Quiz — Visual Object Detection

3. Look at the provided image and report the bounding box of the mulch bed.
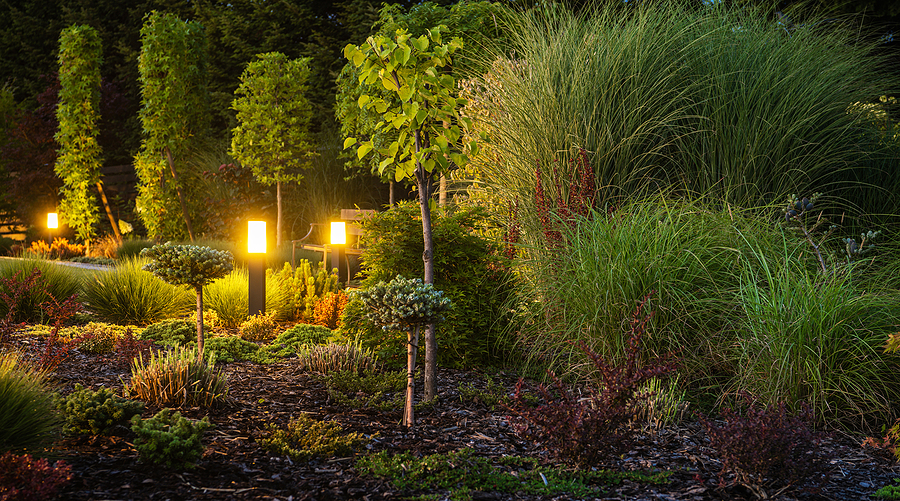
[11,335,900,501]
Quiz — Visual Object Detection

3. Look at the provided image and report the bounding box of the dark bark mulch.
[13,337,900,501]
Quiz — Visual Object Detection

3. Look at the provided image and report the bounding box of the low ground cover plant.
[324,369,405,411]
[356,448,671,500]
[259,414,371,463]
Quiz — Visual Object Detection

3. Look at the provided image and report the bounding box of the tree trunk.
[165,147,195,242]
[96,181,122,244]
[389,180,395,206]
[439,174,447,207]
[414,128,438,401]
[403,325,421,427]
[195,286,204,363]
[276,180,283,249]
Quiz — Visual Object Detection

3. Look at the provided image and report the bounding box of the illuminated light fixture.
[248,221,266,253]
[331,221,346,245]
[331,221,347,285]
[47,212,58,229]
[247,221,266,316]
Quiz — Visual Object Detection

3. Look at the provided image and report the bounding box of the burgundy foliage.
[0,452,72,501]
[37,291,83,372]
[534,148,596,248]
[505,292,678,466]
[700,395,829,490]
[113,327,153,370]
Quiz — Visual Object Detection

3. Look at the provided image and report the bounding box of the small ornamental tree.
[353,275,451,427]
[343,26,481,400]
[55,24,122,245]
[140,244,233,359]
[231,52,316,248]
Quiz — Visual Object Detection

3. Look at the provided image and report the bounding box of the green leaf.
[398,86,413,102]
[343,137,357,149]
[411,36,429,52]
[357,94,370,108]
[382,75,398,91]
[357,142,374,159]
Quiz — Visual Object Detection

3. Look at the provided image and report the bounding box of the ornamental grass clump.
[81,257,193,326]
[127,347,229,408]
[141,243,233,360]
[353,275,452,427]
[0,352,62,454]
[297,342,378,375]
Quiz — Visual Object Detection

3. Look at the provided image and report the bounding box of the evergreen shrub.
[344,202,515,368]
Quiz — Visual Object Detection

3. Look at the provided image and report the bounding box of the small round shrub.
[239,311,278,342]
[131,408,212,469]
[58,383,144,436]
[258,414,371,463]
[261,323,332,359]
[204,336,263,363]
[0,452,72,500]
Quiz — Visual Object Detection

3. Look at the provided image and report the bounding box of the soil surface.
[10,334,900,501]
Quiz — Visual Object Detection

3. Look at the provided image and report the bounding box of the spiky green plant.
[126,347,229,408]
[0,352,62,453]
[81,257,193,325]
[297,342,379,375]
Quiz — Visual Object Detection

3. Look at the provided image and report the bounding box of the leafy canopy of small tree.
[134,11,210,240]
[343,25,482,401]
[141,243,233,358]
[55,24,103,244]
[231,52,315,248]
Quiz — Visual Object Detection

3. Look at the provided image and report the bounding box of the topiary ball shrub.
[260,323,332,359]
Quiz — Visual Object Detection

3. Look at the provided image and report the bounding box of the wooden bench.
[290,209,375,278]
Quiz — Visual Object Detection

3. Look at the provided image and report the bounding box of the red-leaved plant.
[699,394,829,497]
[0,452,72,501]
[113,328,154,370]
[505,292,678,466]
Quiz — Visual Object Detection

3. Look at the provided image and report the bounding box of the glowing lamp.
[47,213,58,229]
[331,221,346,245]
[248,221,266,253]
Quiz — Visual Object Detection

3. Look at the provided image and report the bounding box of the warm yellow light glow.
[248,221,266,253]
[331,221,346,245]
[47,213,58,229]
